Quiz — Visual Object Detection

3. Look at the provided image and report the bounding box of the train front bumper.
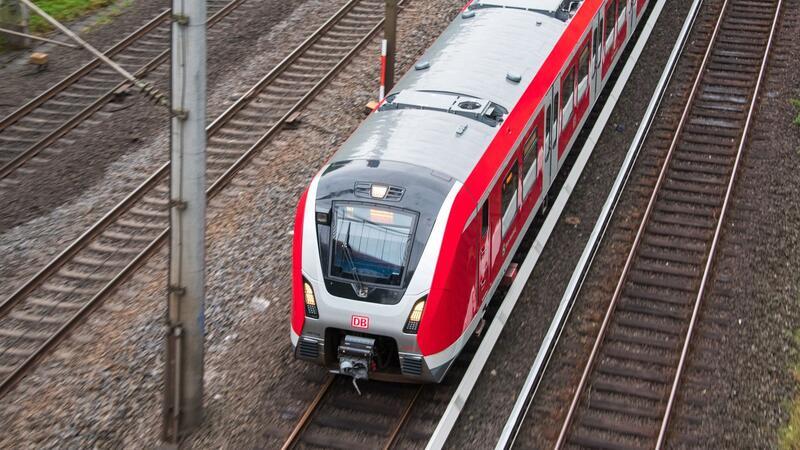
[292,330,451,383]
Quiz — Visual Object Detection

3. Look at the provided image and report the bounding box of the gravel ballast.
[442,0,697,447]
[446,0,800,448]
[0,1,464,447]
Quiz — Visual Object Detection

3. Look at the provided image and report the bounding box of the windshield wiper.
[339,223,368,297]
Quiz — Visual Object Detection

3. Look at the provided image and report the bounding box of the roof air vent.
[415,61,431,71]
[462,10,476,19]
[458,100,481,110]
[506,72,522,83]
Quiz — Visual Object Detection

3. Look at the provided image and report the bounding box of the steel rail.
[384,385,423,450]
[280,377,422,450]
[492,0,703,446]
[554,0,782,446]
[0,0,364,318]
[0,9,170,131]
[0,0,246,181]
[553,0,732,444]
[0,0,392,398]
[425,0,679,446]
[654,0,783,446]
[280,375,336,450]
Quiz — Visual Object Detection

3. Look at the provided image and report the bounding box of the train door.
[543,85,559,188]
[592,12,603,100]
[478,201,491,301]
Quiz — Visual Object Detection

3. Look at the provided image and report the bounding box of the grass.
[791,99,800,127]
[780,328,800,449]
[27,0,115,33]
[0,0,122,52]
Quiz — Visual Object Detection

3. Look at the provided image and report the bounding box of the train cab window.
[522,128,538,196]
[561,68,575,126]
[604,2,615,52]
[330,204,416,287]
[501,162,519,235]
[577,46,590,99]
[481,201,489,236]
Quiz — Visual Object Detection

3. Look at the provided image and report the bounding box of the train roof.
[328,3,571,183]
[392,6,566,108]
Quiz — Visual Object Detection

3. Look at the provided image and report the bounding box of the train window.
[481,201,489,236]
[561,68,575,124]
[617,0,626,25]
[594,17,603,56]
[604,2,615,52]
[501,162,519,235]
[522,128,538,196]
[577,46,590,99]
[545,106,552,142]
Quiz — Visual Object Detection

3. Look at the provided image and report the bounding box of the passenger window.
[617,0,625,24]
[546,106,552,140]
[562,68,575,123]
[595,17,603,55]
[577,46,590,99]
[604,2,615,51]
[522,128,538,196]
[481,201,489,236]
[501,163,519,235]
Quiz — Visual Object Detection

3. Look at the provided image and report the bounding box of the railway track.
[0,0,244,190]
[553,0,783,447]
[0,0,389,397]
[281,376,422,449]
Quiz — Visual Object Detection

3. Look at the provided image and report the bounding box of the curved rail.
[0,0,244,184]
[554,0,783,447]
[0,0,389,397]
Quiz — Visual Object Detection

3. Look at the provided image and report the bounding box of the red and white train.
[291,0,649,383]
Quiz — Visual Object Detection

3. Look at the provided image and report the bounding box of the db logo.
[351,315,369,329]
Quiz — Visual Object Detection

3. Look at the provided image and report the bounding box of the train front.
[290,153,456,383]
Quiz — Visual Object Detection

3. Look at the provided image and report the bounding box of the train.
[291,0,650,383]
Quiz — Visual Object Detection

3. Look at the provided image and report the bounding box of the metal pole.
[0,27,78,48]
[384,0,397,92]
[0,0,28,48]
[163,0,206,442]
[17,0,167,106]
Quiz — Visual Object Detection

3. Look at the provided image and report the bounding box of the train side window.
[577,46,590,99]
[481,201,489,236]
[594,17,603,60]
[561,67,575,126]
[604,2,615,52]
[617,0,626,28]
[546,106,552,141]
[522,128,538,196]
[501,162,519,235]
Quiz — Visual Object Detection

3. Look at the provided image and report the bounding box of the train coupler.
[338,335,375,395]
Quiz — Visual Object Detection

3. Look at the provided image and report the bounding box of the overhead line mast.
[163,0,207,443]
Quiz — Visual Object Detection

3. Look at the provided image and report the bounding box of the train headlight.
[303,282,319,318]
[403,297,426,334]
